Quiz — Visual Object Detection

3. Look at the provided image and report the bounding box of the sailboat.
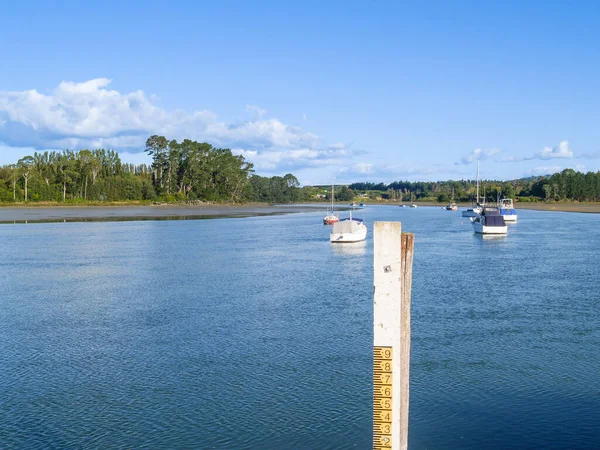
[323,181,339,225]
[462,160,483,217]
[330,207,367,243]
[410,192,417,207]
[446,187,458,210]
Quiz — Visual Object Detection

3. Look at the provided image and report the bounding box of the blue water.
[0,206,598,449]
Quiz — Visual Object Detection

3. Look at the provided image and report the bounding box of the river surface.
[1,206,598,449]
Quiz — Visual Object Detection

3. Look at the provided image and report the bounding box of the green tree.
[17,156,34,201]
[336,186,354,202]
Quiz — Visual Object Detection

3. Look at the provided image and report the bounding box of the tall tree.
[17,156,34,201]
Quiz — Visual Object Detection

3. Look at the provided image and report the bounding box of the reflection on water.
[475,233,508,241]
[0,213,286,225]
[330,240,368,256]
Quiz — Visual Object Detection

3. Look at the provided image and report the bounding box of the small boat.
[471,206,507,234]
[323,212,339,225]
[446,187,457,210]
[330,210,367,243]
[409,193,417,208]
[462,205,482,217]
[323,181,339,225]
[399,204,407,208]
[358,202,365,207]
[349,201,357,207]
[499,198,518,222]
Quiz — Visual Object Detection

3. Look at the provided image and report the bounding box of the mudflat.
[514,202,600,213]
[0,204,328,223]
[1,201,598,223]
[422,201,600,213]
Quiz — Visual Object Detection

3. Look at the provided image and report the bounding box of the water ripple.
[0,209,598,449]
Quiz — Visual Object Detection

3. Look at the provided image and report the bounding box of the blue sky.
[1,0,599,184]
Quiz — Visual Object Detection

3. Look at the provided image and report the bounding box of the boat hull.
[502,214,518,222]
[472,223,508,234]
[330,224,367,243]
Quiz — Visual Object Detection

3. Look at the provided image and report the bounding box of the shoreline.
[393,201,600,213]
[381,201,600,213]
[0,201,599,223]
[513,202,600,213]
[0,204,329,224]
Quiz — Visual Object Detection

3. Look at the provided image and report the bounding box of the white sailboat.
[462,160,483,218]
[323,181,339,225]
[410,192,417,207]
[330,209,367,243]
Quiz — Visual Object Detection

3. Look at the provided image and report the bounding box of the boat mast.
[476,159,480,205]
[331,178,335,212]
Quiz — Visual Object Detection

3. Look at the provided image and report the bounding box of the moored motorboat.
[499,198,518,222]
[471,206,507,234]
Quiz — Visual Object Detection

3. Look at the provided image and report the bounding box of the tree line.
[2,140,599,204]
[350,168,600,203]
[0,136,307,204]
[520,169,600,201]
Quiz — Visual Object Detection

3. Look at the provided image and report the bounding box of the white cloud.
[535,140,574,159]
[524,165,564,176]
[523,163,586,177]
[496,140,578,164]
[458,148,501,165]
[352,163,374,174]
[334,161,453,184]
[0,79,320,164]
[232,146,350,172]
[497,155,526,162]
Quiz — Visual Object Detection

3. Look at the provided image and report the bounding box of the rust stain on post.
[399,232,414,450]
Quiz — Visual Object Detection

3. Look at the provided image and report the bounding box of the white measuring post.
[373,222,414,450]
